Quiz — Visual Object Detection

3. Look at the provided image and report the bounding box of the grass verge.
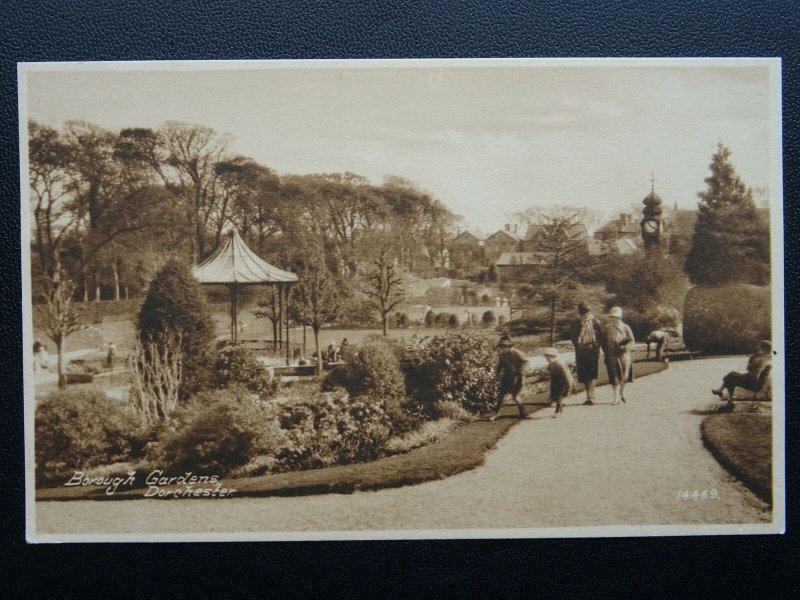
[38,354,668,502]
[701,412,772,504]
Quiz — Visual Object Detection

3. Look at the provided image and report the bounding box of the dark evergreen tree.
[137,260,216,398]
[685,144,770,285]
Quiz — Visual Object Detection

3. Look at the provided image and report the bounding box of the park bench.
[65,372,94,384]
[735,364,772,401]
[272,361,347,377]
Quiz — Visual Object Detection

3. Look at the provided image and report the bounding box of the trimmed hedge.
[683,284,771,353]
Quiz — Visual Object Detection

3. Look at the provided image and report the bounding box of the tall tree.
[217,157,287,254]
[40,269,84,388]
[137,260,216,399]
[290,251,346,375]
[28,121,78,280]
[685,143,770,286]
[363,249,405,336]
[158,122,231,262]
[525,212,589,343]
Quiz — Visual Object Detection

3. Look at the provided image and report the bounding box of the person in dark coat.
[712,340,772,410]
[600,306,635,405]
[105,341,117,369]
[569,302,603,405]
[489,335,528,421]
[544,347,574,418]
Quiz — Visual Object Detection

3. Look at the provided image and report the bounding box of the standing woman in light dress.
[601,306,635,405]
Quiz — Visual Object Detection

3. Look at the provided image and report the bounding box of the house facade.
[593,213,640,243]
[494,251,549,281]
[484,224,522,262]
[448,230,487,271]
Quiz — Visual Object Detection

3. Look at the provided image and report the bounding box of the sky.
[23,60,779,233]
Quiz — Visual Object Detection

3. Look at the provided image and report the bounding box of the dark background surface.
[1,1,796,596]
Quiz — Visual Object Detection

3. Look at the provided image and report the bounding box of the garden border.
[37,357,669,502]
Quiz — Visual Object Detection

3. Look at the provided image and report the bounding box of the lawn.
[701,413,772,503]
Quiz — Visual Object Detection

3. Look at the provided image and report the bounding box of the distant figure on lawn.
[712,340,773,410]
[601,306,635,405]
[543,347,574,418]
[570,301,603,405]
[489,334,528,421]
[105,341,117,369]
[325,342,340,363]
[646,329,670,362]
[33,340,49,372]
[339,338,351,361]
[33,340,50,371]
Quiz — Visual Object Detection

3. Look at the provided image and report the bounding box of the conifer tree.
[137,260,216,398]
[685,144,770,285]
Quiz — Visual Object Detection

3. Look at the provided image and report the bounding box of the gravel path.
[35,357,772,536]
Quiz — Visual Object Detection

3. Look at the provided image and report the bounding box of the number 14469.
[677,489,719,500]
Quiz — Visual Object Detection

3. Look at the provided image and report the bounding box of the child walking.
[543,347,573,418]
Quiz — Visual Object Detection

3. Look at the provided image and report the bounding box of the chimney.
[505,224,511,232]
[619,213,626,225]
[514,224,518,234]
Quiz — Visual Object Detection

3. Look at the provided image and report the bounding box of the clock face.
[643,220,659,234]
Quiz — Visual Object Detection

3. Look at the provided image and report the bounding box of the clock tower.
[641,174,664,251]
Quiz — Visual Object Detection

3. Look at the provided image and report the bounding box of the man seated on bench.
[712,340,772,411]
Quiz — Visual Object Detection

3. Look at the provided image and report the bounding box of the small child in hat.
[489,334,529,421]
[543,347,574,418]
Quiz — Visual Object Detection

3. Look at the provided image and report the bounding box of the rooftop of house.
[451,230,488,243]
[487,229,522,243]
[495,251,549,266]
[595,213,640,236]
[615,237,640,255]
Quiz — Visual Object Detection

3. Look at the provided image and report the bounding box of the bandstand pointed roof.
[192,228,298,285]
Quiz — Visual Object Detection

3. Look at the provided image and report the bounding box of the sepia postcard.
[20,58,784,542]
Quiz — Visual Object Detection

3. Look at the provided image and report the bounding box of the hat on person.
[577,302,590,315]
[758,340,772,353]
[497,334,514,348]
[608,306,623,318]
[543,347,559,358]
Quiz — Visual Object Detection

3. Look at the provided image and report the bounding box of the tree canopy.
[28,119,461,305]
[685,143,770,286]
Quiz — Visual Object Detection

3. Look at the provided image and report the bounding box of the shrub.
[481,310,496,327]
[481,293,491,303]
[424,310,436,327]
[399,332,498,418]
[35,388,145,485]
[150,387,284,476]
[393,312,409,328]
[614,304,683,340]
[273,387,393,470]
[683,284,771,353]
[434,312,453,327]
[322,336,406,400]
[448,314,460,328]
[137,260,216,399]
[213,344,277,399]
